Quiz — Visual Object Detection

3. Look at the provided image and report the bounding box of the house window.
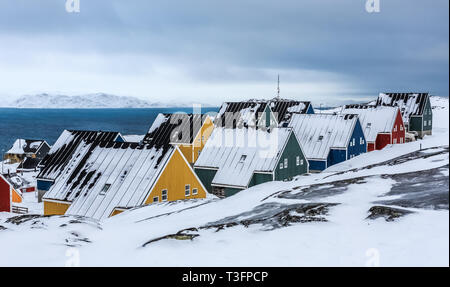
[393,138,397,144]
[280,162,283,170]
[185,184,190,196]
[366,123,372,128]
[296,156,300,166]
[400,125,403,131]
[153,196,159,203]
[239,155,247,163]
[318,135,324,141]
[161,189,168,201]
[192,188,198,195]
[99,184,111,195]
[400,138,403,144]
[284,158,288,168]
[198,149,202,157]
[352,138,355,146]
[394,125,397,132]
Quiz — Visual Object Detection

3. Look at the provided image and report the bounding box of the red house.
[0,174,23,213]
[343,106,405,152]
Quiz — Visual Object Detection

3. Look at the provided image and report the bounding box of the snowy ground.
[0,97,448,267]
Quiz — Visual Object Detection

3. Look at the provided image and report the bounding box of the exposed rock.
[142,229,200,247]
[367,206,414,222]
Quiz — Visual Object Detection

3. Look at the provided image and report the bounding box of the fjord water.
[0,107,218,154]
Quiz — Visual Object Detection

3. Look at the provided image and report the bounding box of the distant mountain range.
[1,93,212,109]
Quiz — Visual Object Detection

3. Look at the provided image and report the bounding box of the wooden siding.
[346,119,367,159]
[194,168,217,193]
[145,148,207,204]
[11,189,22,203]
[0,177,11,212]
[274,132,308,180]
[44,200,71,215]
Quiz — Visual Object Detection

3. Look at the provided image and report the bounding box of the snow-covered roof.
[6,139,46,155]
[288,114,357,160]
[194,127,292,188]
[342,106,399,142]
[376,93,429,124]
[0,173,31,190]
[44,141,174,220]
[215,99,312,128]
[37,130,122,181]
[143,113,209,145]
[215,101,269,128]
[269,99,312,124]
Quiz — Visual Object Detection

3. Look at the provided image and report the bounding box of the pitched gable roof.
[143,113,208,145]
[288,114,358,160]
[37,130,122,181]
[269,99,312,124]
[342,106,400,142]
[215,101,269,128]
[376,93,429,124]
[44,140,174,220]
[6,139,47,155]
[194,127,292,188]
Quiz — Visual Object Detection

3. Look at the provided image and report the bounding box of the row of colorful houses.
[1,92,433,216]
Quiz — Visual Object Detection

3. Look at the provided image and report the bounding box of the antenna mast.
[277,74,280,99]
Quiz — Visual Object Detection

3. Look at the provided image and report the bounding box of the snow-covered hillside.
[1,93,210,109]
[0,97,448,267]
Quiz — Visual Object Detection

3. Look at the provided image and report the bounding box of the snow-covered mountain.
[2,93,210,109]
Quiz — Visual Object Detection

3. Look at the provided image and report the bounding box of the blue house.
[288,114,367,172]
[36,130,124,202]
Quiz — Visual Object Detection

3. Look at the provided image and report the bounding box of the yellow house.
[142,113,215,164]
[43,135,207,220]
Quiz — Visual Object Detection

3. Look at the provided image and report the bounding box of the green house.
[194,127,309,198]
[376,93,433,138]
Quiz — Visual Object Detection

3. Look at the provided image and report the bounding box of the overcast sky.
[0,0,448,106]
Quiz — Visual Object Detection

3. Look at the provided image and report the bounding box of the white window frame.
[192,188,198,195]
[393,138,397,144]
[161,189,168,201]
[153,196,159,203]
[296,156,300,166]
[279,162,283,170]
[185,184,190,197]
[300,159,304,165]
[284,158,288,169]
[400,125,403,131]
[352,138,355,146]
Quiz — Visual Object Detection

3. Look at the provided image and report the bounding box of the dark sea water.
[0,107,218,155]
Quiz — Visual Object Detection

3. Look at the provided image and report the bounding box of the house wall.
[37,179,54,202]
[391,110,406,145]
[0,177,11,212]
[194,168,217,193]
[422,98,433,134]
[306,104,315,114]
[35,143,51,160]
[249,172,273,187]
[308,160,327,172]
[145,149,207,204]
[11,189,22,203]
[110,209,124,217]
[409,116,423,133]
[327,149,347,167]
[367,142,376,152]
[375,134,391,150]
[178,117,215,164]
[274,132,308,180]
[192,117,215,163]
[43,200,71,215]
[346,120,367,159]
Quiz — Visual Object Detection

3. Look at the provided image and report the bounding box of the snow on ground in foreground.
[0,97,448,267]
